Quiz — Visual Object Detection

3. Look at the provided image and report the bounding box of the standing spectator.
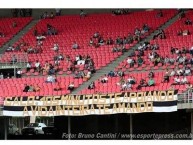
[55,8,61,16]
[80,10,86,17]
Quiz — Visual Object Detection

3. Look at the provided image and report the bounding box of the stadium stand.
[0,9,178,98]
[0,17,32,47]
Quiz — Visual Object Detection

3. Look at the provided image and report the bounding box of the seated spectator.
[74,71,84,79]
[50,12,55,19]
[137,56,144,66]
[46,75,56,83]
[58,54,64,60]
[127,33,134,44]
[34,85,40,92]
[127,76,136,84]
[68,82,75,91]
[127,56,135,67]
[106,37,113,45]
[121,81,128,91]
[136,79,148,90]
[52,43,59,52]
[6,44,14,52]
[36,34,46,41]
[153,29,165,39]
[88,82,95,89]
[164,56,170,64]
[112,45,120,52]
[176,68,184,76]
[84,70,91,81]
[162,71,170,83]
[93,32,99,38]
[170,69,176,76]
[181,76,189,84]
[177,29,183,36]
[10,55,17,64]
[34,60,41,72]
[182,30,190,36]
[116,36,123,45]
[16,69,22,78]
[184,67,191,76]
[28,85,34,92]
[72,41,79,49]
[148,78,155,86]
[101,74,108,83]
[148,71,154,78]
[0,31,5,37]
[123,37,128,44]
[108,70,116,77]
[142,24,150,33]
[157,10,163,17]
[177,54,186,65]
[117,69,124,77]
[80,10,86,17]
[185,18,192,25]
[89,38,94,46]
[27,46,34,54]
[23,84,30,92]
[98,37,105,45]
[172,76,181,85]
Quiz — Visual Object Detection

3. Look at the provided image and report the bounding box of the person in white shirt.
[170,69,176,76]
[181,76,188,84]
[172,76,180,85]
[26,62,31,72]
[101,74,108,83]
[16,69,22,78]
[52,43,59,52]
[148,52,154,61]
[0,73,4,79]
[127,57,134,67]
[46,75,56,83]
[176,68,184,76]
[184,67,191,76]
[72,41,79,49]
[34,60,41,72]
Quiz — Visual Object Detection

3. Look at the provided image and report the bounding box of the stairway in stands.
[70,10,186,94]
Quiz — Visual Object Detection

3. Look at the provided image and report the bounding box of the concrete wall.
[0,8,147,19]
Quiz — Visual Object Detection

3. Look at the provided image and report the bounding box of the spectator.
[72,41,79,49]
[80,10,86,17]
[88,82,95,89]
[181,76,189,84]
[157,10,163,17]
[26,62,31,72]
[137,56,144,66]
[190,45,193,56]
[50,12,55,19]
[172,76,181,85]
[112,45,120,52]
[55,8,61,16]
[34,84,40,92]
[106,37,113,45]
[176,68,184,76]
[108,70,116,77]
[89,38,94,46]
[6,44,14,52]
[47,23,52,35]
[117,69,124,77]
[23,84,30,92]
[170,69,176,76]
[136,79,148,90]
[116,36,123,45]
[148,71,154,78]
[0,31,5,37]
[93,32,100,38]
[100,74,108,83]
[10,55,17,64]
[0,73,4,79]
[36,34,46,41]
[162,71,170,83]
[68,82,75,91]
[52,43,59,52]
[84,70,91,81]
[184,67,191,76]
[46,75,56,83]
[185,18,192,25]
[34,60,41,72]
[12,21,17,28]
[28,85,34,92]
[148,78,155,86]
[127,76,136,84]
[127,56,135,67]
[74,71,84,79]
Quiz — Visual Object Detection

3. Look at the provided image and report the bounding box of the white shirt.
[35,62,40,68]
[185,69,191,74]
[27,63,31,68]
[170,71,175,76]
[47,76,55,82]
[127,58,133,64]
[76,56,80,61]
[177,69,183,75]
[102,77,108,81]
[181,77,187,83]
[190,46,193,50]
[174,77,180,83]
[77,60,85,65]
[17,70,22,74]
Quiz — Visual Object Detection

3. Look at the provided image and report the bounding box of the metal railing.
[178,89,193,104]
